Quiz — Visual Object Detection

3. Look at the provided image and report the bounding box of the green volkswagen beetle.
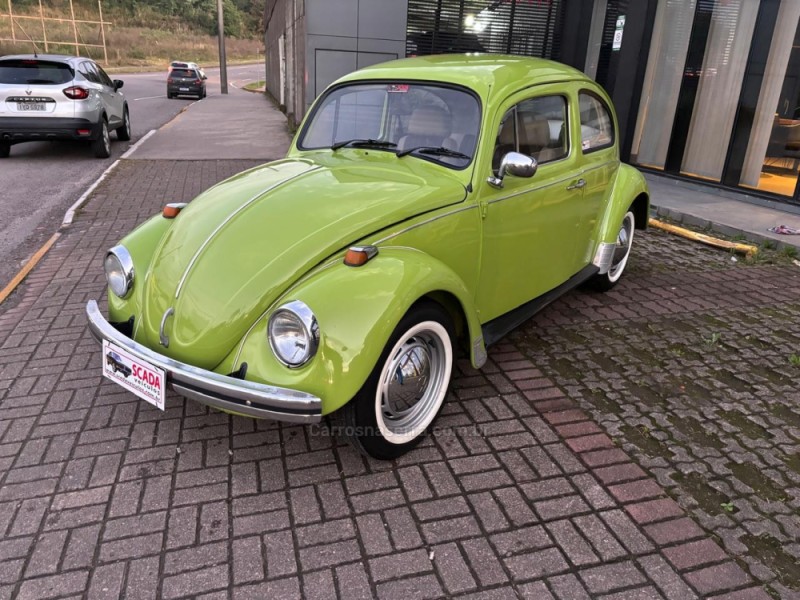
[86,55,649,459]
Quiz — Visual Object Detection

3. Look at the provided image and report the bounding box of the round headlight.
[104,245,134,298]
[268,300,319,367]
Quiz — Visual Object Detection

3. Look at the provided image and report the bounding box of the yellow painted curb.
[0,232,61,305]
[648,218,758,256]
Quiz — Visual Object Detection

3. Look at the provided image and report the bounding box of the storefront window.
[629,0,696,170]
[740,2,800,197]
[680,0,759,182]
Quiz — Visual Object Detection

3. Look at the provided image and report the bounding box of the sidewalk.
[647,173,800,251]
[130,90,291,161]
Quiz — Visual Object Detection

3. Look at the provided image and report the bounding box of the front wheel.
[116,106,131,141]
[588,210,635,292]
[343,301,454,460]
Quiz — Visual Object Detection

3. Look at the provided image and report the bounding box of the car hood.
[138,154,468,368]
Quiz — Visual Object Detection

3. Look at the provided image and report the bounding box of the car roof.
[0,54,87,65]
[337,54,593,103]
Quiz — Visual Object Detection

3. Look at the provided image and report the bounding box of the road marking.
[0,232,60,305]
[133,95,166,101]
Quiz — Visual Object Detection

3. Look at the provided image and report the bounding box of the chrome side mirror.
[488,152,538,188]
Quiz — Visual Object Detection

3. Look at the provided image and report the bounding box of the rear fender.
[592,164,649,273]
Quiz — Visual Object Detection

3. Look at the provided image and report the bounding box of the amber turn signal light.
[344,245,378,267]
[162,203,188,219]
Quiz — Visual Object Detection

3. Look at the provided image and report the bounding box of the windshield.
[0,60,73,85]
[299,82,481,168]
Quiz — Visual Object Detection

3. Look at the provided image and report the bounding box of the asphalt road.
[0,62,265,291]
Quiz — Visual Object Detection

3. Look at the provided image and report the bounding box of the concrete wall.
[264,0,306,128]
[304,0,408,113]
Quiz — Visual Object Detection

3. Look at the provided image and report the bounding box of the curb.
[651,204,800,253]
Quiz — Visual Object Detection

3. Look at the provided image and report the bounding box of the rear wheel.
[0,142,9,158]
[91,119,111,158]
[588,210,635,292]
[343,301,454,460]
[116,106,131,141]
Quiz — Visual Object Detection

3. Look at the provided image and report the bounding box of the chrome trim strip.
[373,204,478,245]
[593,242,615,274]
[487,174,576,205]
[86,300,322,423]
[174,167,321,299]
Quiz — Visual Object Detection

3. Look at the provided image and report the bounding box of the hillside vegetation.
[0,0,263,67]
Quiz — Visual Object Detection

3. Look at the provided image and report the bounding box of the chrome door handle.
[566,178,586,191]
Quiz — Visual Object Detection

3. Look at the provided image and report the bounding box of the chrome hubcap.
[379,329,447,436]
[609,214,633,279]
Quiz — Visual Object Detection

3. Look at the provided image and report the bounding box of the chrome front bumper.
[86,300,322,423]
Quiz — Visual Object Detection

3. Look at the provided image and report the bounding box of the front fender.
[107,213,173,323]
[225,247,484,416]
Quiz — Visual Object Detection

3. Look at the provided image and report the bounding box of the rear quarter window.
[0,60,73,85]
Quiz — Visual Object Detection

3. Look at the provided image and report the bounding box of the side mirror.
[202,75,208,80]
[113,79,124,91]
[488,151,537,188]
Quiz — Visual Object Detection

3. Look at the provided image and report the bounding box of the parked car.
[0,54,130,158]
[167,65,206,99]
[87,55,649,459]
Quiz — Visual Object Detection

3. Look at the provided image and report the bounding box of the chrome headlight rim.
[105,245,135,299]
[268,300,320,368]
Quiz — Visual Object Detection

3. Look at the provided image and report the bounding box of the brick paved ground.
[0,159,794,599]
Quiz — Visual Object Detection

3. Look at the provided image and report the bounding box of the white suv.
[0,54,131,158]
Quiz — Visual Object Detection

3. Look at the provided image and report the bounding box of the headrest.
[407,107,451,137]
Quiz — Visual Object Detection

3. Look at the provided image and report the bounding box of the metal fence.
[0,0,110,63]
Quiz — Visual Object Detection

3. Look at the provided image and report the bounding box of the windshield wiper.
[396,146,471,160]
[331,139,397,151]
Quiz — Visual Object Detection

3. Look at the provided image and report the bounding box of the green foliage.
[11,0,262,38]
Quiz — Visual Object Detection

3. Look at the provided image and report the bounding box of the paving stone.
[0,159,782,599]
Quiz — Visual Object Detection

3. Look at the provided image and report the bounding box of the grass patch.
[243,80,266,92]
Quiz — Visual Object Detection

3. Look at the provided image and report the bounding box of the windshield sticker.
[387,84,409,93]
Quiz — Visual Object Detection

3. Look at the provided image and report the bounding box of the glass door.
[739,3,800,198]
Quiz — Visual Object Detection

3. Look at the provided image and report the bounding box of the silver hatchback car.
[0,54,131,159]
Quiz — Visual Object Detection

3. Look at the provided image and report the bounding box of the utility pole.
[217,0,228,94]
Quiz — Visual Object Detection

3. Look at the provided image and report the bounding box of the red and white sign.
[102,340,166,410]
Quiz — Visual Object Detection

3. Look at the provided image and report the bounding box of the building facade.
[264,0,800,205]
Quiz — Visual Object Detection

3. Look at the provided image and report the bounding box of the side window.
[579,92,614,152]
[79,62,97,83]
[517,95,568,164]
[492,96,569,173]
[95,64,114,88]
[492,108,516,173]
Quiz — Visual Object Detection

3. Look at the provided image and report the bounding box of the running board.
[481,264,599,347]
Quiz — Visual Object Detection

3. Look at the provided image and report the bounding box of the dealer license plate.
[17,103,45,111]
[102,340,166,410]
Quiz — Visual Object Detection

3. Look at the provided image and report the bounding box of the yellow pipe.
[0,232,61,305]
[648,218,758,256]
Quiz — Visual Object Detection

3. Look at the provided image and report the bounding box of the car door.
[94,63,124,127]
[475,84,584,323]
[574,90,620,265]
